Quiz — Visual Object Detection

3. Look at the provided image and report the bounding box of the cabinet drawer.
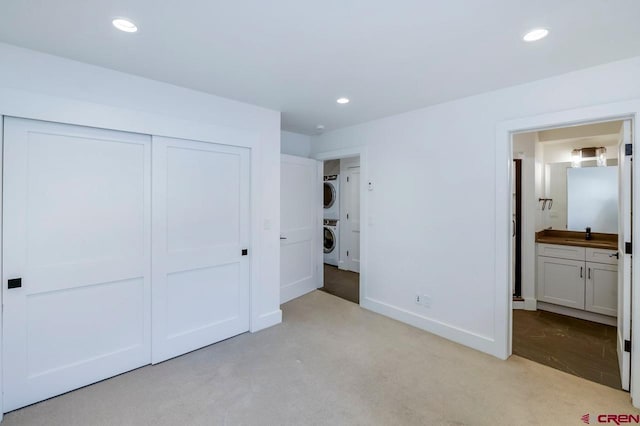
[586,247,619,265]
[537,243,585,261]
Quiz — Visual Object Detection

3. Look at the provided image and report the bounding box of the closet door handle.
[580,267,583,278]
[588,268,591,280]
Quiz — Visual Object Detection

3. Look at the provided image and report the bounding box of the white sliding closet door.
[151,136,251,363]
[3,117,151,411]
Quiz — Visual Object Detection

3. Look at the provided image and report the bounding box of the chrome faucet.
[585,227,592,240]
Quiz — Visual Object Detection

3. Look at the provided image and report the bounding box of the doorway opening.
[321,156,360,304]
[510,119,632,390]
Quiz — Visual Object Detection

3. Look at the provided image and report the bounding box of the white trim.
[362,297,497,355]
[248,141,263,333]
[524,298,537,311]
[495,99,640,405]
[537,302,617,327]
[251,310,283,332]
[316,161,324,289]
[313,147,367,304]
[0,115,4,422]
[281,282,316,304]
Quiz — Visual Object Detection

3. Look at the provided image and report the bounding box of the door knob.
[610,252,620,259]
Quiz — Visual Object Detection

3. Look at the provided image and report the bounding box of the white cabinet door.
[151,136,250,363]
[537,256,585,310]
[280,154,321,303]
[585,262,618,316]
[2,118,152,411]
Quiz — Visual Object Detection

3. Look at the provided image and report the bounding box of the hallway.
[321,264,359,304]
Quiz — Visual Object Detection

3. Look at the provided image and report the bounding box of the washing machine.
[323,175,339,220]
[323,219,339,266]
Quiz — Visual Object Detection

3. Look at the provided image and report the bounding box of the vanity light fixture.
[571,149,582,168]
[112,18,138,33]
[571,147,607,168]
[596,147,607,167]
[523,28,549,42]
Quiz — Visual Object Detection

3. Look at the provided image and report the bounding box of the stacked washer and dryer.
[323,175,340,266]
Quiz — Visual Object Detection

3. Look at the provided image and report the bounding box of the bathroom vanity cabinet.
[536,243,618,317]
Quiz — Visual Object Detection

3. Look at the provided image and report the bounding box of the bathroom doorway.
[510,118,632,390]
[321,156,361,304]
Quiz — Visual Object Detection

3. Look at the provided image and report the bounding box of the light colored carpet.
[3,290,637,425]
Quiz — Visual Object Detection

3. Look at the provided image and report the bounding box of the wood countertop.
[535,229,618,250]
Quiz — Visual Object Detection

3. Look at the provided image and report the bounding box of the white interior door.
[151,136,250,363]
[280,154,320,303]
[343,166,361,273]
[2,117,151,411]
[618,119,632,391]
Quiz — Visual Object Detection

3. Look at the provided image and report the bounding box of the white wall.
[0,43,282,350]
[310,54,640,358]
[281,130,312,157]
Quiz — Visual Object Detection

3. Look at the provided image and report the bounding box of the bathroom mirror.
[544,161,618,233]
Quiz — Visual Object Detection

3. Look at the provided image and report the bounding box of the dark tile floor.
[321,264,359,304]
[513,309,621,389]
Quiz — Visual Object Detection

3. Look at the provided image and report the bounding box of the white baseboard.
[251,309,282,332]
[280,280,316,304]
[513,298,536,310]
[361,297,500,358]
[537,302,616,326]
[524,298,537,311]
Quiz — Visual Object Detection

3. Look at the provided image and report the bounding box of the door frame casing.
[313,147,367,304]
[0,116,4,423]
[495,100,640,406]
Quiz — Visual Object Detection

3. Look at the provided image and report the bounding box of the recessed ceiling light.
[336,97,350,104]
[112,18,138,33]
[523,28,549,42]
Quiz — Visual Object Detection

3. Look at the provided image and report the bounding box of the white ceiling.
[1,1,640,135]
